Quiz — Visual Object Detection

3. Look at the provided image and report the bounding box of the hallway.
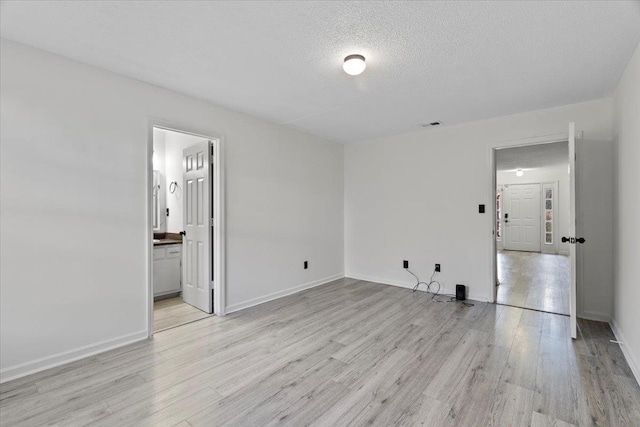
[497,250,570,315]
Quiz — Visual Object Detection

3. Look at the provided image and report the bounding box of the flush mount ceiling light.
[516,169,524,177]
[343,54,366,75]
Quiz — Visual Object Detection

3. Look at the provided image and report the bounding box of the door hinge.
[210,218,215,226]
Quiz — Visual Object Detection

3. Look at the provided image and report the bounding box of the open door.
[182,140,213,314]
[566,122,586,339]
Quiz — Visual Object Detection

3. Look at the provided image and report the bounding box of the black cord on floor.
[432,295,475,307]
[405,267,441,300]
[405,267,474,307]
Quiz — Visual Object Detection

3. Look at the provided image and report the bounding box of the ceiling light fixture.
[343,54,366,75]
[516,169,524,177]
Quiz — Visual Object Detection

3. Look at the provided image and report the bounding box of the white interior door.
[503,184,541,252]
[568,122,577,339]
[182,140,212,314]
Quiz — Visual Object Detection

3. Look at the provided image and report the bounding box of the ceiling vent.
[420,121,441,128]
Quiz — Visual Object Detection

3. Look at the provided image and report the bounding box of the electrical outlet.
[166,208,170,216]
[403,260,409,269]
[435,263,441,272]
[304,261,308,270]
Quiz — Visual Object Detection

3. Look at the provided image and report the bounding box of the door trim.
[488,133,570,304]
[146,119,226,338]
[496,184,504,251]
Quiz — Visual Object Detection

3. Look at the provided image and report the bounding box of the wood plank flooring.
[497,250,570,315]
[154,296,212,332]
[1,278,638,426]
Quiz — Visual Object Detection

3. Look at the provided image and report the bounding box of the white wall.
[164,130,208,233]
[612,42,640,383]
[345,98,613,320]
[497,164,570,254]
[152,128,167,178]
[0,39,344,381]
[152,128,167,232]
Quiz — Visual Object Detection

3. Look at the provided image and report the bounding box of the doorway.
[148,124,225,334]
[493,140,571,316]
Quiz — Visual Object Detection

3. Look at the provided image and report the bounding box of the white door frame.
[146,119,226,337]
[489,133,574,304]
[496,185,504,251]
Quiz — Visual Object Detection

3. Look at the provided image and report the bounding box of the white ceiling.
[2,1,639,143]
[496,141,568,172]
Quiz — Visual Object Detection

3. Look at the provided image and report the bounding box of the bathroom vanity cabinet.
[153,243,181,297]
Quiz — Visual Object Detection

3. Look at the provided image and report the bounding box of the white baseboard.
[345,273,490,302]
[579,310,611,323]
[225,273,345,314]
[610,319,640,386]
[0,329,148,384]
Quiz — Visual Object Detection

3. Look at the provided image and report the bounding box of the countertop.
[153,232,182,247]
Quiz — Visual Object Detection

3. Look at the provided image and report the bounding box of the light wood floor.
[1,278,638,426]
[154,296,212,332]
[497,250,570,315]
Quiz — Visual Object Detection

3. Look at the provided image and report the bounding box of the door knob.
[562,237,586,244]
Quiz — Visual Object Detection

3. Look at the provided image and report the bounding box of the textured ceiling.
[496,142,568,172]
[1,1,639,143]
